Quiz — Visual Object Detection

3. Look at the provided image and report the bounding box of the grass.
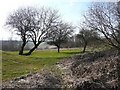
[2,49,80,81]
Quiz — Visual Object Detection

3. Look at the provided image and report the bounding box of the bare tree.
[47,22,74,53]
[6,7,37,55]
[25,8,61,55]
[77,28,99,53]
[6,7,61,55]
[84,2,120,88]
[84,2,120,52]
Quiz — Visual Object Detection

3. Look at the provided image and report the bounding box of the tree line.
[5,2,120,56]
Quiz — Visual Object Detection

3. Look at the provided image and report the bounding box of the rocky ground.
[2,69,62,89]
[2,49,120,89]
[57,50,119,89]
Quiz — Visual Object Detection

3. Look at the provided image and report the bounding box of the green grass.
[2,49,80,81]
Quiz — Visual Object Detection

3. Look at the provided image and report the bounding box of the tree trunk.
[19,42,26,55]
[24,42,41,55]
[57,46,60,53]
[25,46,37,55]
[82,41,87,53]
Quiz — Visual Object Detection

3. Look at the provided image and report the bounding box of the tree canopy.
[84,2,120,51]
[6,7,62,55]
[47,21,74,52]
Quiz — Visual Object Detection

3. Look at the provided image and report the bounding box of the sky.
[0,0,118,40]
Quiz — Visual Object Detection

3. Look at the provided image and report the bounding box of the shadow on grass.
[30,57,66,61]
[61,51,80,55]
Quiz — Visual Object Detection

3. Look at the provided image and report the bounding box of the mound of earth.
[2,70,62,89]
[2,49,120,89]
[57,49,119,89]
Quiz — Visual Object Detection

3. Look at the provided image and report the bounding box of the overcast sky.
[0,0,118,40]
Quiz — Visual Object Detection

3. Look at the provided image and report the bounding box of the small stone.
[18,79,29,84]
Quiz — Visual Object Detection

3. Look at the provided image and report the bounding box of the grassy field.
[2,49,80,81]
